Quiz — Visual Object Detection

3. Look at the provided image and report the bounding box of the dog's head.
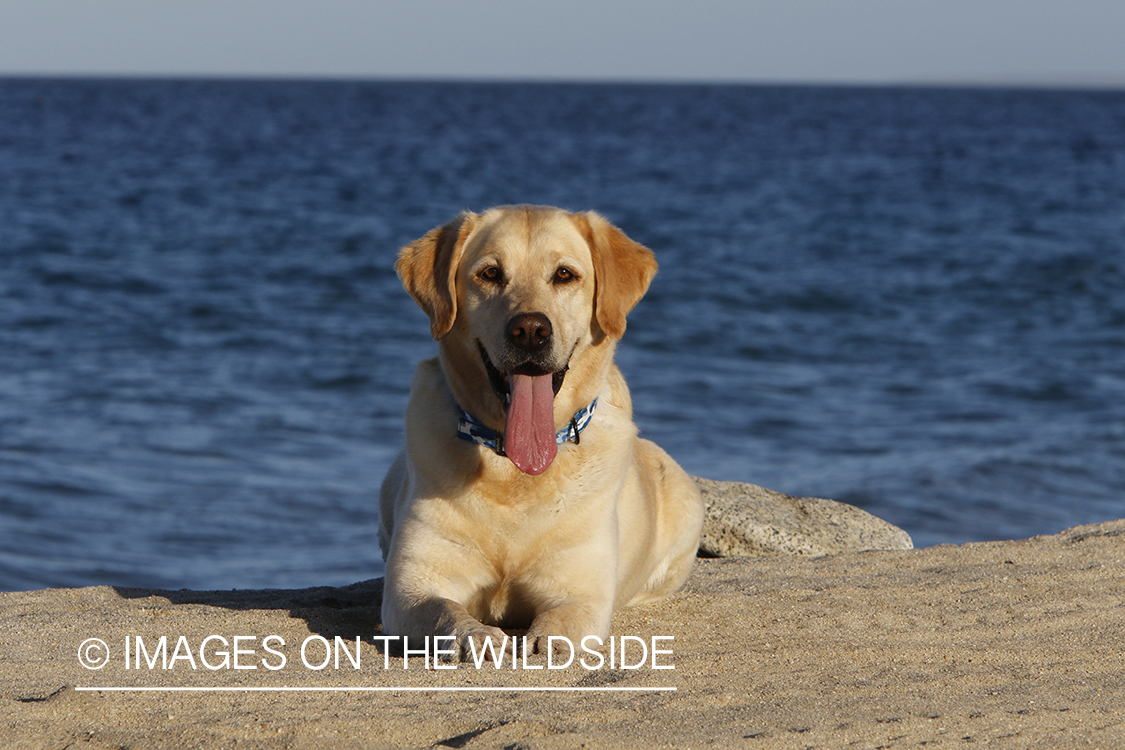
[397,205,657,475]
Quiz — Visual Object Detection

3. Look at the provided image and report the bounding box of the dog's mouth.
[479,342,569,476]
[479,343,567,407]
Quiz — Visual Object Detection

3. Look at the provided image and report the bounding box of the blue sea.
[1,79,1123,593]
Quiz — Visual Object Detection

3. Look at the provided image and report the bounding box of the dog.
[379,205,703,660]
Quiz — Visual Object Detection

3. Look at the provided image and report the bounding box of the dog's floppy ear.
[576,211,658,340]
[396,212,479,340]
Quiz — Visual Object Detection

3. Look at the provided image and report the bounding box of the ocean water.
[1,79,1123,593]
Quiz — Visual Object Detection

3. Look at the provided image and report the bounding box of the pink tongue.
[504,373,557,475]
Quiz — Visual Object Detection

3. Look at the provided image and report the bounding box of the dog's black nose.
[507,312,552,352]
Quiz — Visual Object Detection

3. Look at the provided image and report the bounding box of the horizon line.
[1,71,1124,92]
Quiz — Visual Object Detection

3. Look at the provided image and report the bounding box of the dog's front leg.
[383,594,508,663]
[526,600,613,659]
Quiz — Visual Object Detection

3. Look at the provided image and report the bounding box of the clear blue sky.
[1,0,1123,86]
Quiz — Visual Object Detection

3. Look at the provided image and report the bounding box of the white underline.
[76,686,675,693]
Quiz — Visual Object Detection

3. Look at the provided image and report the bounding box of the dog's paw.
[527,606,606,659]
[453,625,510,663]
[526,632,578,662]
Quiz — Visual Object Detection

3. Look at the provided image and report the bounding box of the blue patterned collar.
[457,398,599,457]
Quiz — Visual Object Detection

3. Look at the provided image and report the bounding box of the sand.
[3,519,1124,749]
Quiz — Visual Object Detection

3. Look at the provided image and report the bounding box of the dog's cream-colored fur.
[379,205,703,659]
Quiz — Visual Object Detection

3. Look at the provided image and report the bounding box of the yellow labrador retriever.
[380,205,703,659]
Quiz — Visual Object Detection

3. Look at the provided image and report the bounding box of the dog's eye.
[553,267,578,284]
[477,266,503,285]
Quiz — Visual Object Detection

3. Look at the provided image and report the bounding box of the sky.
[0,0,1124,87]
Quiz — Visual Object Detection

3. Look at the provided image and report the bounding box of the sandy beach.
[3,519,1124,749]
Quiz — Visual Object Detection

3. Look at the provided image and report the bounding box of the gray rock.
[694,476,913,557]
